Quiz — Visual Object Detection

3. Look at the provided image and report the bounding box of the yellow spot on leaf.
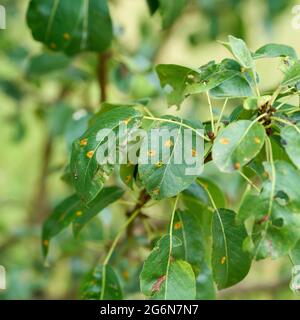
[191,149,197,157]
[76,211,82,217]
[123,118,131,125]
[174,222,182,230]
[80,139,88,146]
[254,137,261,144]
[155,161,163,168]
[221,256,226,264]
[152,188,160,195]
[164,140,173,147]
[220,137,230,145]
[234,162,241,170]
[43,240,49,247]
[148,150,156,157]
[86,150,94,158]
[63,33,70,40]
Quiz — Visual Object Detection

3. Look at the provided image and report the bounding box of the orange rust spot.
[191,149,197,157]
[43,240,49,246]
[221,256,226,265]
[174,222,182,230]
[76,211,82,217]
[152,275,166,293]
[234,162,241,170]
[86,150,94,158]
[123,118,131,125]
[63,33,71,40]
[80,139,88,146]
[125,175,131,183]
[148,150,156,157]
[220,137,230,145]
[164,139,173,147]
[155,161,163,168]
[50,42,57,49]
[254,137,261,144]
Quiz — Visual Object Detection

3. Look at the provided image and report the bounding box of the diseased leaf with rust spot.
[212,120,265,172]
[140,235,196,300]
[212,209,251,289]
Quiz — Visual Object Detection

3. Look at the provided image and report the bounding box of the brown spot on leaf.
[155,161,163,168]
[50,42,57,49]
[254,137,261,144]
[80,139,88,146]
[191,149,197,157]
[43,240,49,246]
[234,162,241,170]
[152,275,166,293]
[86,150,94,158]
[76,211,82,217]
[174,222,182,230]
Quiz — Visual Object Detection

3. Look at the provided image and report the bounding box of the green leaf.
[140,235,196,300]
[282,60,300,87]
[209,74,253,98]
[158,0,187,29]
[227,36,254,69]
[156,64,200,108]
[73,186,124,237]
[253,161,300,259]
[120,164,136,189]
[290,240,300,265]
[26,52,70,77]
[138,116,203,200]
[81,264,123,300]
[42,194,80,258]
[70,107,142,204]
[27,0,113,55]
[254,44,298,60]
[281,123,300,169]
[212,209,251,289]
[172,210,215,299]
[212,120,265,172]
[239,161,300,260]
[185,70,238,96]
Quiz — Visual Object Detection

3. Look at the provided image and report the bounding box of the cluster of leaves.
[25,0,300,300]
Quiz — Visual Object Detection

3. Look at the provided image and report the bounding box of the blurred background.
[1,0,300,299]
